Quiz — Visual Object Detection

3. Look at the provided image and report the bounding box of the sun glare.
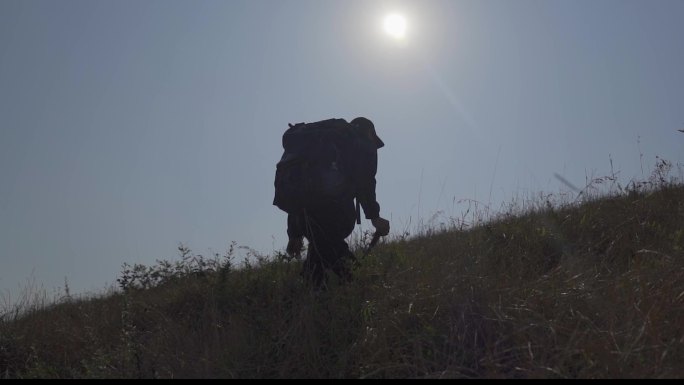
[383,13,407,40]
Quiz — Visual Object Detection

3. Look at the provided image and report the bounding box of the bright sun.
[383,13,407,40]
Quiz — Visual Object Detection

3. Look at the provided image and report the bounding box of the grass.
[1,161,683,378]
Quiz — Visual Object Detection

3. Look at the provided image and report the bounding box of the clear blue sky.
[1,0,683,303]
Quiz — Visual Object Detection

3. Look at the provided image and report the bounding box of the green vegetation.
[2,163,683,378]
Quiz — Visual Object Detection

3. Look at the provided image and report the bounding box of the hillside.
[1,181,683,378]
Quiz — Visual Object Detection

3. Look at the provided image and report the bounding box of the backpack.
[273,118,357,215]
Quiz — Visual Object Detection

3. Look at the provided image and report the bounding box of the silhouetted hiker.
[273,117,390,289]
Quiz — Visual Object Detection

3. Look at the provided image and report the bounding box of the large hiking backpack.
[273,118,357,215]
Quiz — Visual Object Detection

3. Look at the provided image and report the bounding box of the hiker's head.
[351,117,384,149]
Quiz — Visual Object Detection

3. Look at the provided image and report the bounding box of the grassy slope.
[1,183,683,378]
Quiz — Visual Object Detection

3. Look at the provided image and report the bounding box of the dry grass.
[2,167,683,378]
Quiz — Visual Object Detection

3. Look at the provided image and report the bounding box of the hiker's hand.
[371,217,390,236]
[286,236,304,258]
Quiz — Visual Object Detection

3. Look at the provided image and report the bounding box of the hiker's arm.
[355,149,381,220]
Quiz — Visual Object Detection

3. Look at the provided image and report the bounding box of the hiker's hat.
[351,117,384,149]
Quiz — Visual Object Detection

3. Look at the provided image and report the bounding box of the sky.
[1,0,683,305]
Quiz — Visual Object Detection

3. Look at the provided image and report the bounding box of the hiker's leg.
[301,200,356,286]
[302,212,331,288]
[318,201,357,282]
[302,245,326,288]
[330,241,354,282]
